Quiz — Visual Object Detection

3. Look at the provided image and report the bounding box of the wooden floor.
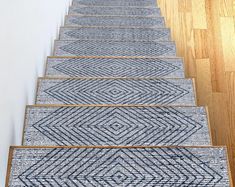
[157,0,235,183]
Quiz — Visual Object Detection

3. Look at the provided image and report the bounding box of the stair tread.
[59,27,171,41]
[54,40,176,57]
[45,57,184,78]
[7,146,231,186]
[72,0,157,7]
[65,15,165,28]
[69,6,161,16]
[23,105,211,146]
[36,78,196,105]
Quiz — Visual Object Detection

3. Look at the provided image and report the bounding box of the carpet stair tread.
[7,146,232,186]
[72,0,157,7]
[23,105,211,146]
[64,15,165,28]
[59,27,170,41]
[45,57,184,78]
[35,78,196,106]
[69,6,161,16]
[54,40,176,57]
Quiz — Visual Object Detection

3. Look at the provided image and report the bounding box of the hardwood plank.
[220,17,235,72]
[195,59,213,106]
[178,0,192,12]
[219,0,235,16]
[195,59,214,143]
[192,0,208,29]
[193,29,209,58]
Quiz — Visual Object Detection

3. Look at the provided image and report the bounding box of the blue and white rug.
[54,40,176,57]
[36,78,196,105]
[65,15,165,27]
[46,57,184,78]
[23,106,210,146]
[72,0,157,7]
[59,27,170,41]
[69,6,161,16]
[8,147,231,186]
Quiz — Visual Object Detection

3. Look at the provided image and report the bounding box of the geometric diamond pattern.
[46,57,184,78]
[69,6,161,16]
[9,147,231,186]
[36,78,196,105]
[4,0,233,185]
[59,27,170,41]
[72,0,157,6]
[54,40,176,57]
[24,106,211,146]
[65,15,165,27]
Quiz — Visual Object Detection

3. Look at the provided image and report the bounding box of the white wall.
[0,0,71,185]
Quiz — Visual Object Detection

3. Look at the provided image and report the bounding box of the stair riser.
[45,57,184,78]
[59,27,171,41]
[72,0,157,7]
[54,40,176,57]
[36,78,196,106]
[23,106,211,146]
[69,6,161,16]
[65,15,165,28]
[7,147,231,186]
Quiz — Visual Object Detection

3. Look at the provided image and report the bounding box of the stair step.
[7,146,231,186]
[54,40,176,57]
[59,27,170,41]
[23,105,211,146]
[72,0,157,7]
[65,15,165,28]
[36,78,196,105]
[69,6,161,16]
[45,57,184,78]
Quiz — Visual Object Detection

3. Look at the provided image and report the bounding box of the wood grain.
[220,17,235,71]
[192,0,207,28]
[158,0,235,184]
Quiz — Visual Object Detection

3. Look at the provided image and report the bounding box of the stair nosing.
[65,14,164,18]
[60,25,170,29]
[26,104,206,108]
[37,77,192,80]
[69,5,160,9]
[11,145,228,149]
[67,14,163,18]
[57,38,174,42]
[54,39,174,43]
[47,56,183,59]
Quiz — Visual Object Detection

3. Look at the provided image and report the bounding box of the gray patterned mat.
[8,147,230,186]
[69,6,161,16]
[36,78,196,105]
[24,106,210,146]
[46,57,184,78]
[72,0,157,7]
[54,40,176,57]
[65,15,165,27]
[59,27,170,41]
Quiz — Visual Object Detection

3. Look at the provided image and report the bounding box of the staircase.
[5,0,233,186]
